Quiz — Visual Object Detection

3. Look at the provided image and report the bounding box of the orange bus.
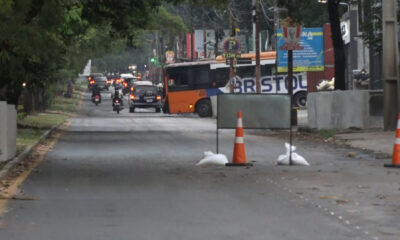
[162,51,308,117]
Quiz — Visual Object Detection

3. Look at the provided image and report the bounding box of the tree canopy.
[0,0,178,105]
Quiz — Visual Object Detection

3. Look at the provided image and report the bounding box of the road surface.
[0,92,392,240]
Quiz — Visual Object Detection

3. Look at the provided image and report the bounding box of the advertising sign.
[277,28,324,72]
[280,26,304,50]
[165,51,175,64]
[232,73,307,94]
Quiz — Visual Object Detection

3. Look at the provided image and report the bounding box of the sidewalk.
[335,130,395,156]
[297,110,395,157]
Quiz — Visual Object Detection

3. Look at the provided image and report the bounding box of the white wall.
[0,101,17,162]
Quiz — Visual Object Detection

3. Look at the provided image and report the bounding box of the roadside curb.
[0,123,62,181]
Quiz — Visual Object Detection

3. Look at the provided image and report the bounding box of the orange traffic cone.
[385,113,400,168]
[226,111,253,167]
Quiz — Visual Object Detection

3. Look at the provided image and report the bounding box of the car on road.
[129,82,162,113]
[122,77,137,95]
[88,73,104,89]
[106,75,117,89]
[93,76,108,90]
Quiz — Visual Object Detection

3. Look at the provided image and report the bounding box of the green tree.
[0,0,171,107]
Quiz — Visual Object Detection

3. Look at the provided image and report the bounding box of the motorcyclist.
[91,83,102,103]
[112,83,123,106]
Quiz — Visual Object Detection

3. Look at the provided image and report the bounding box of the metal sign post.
[279,20,303,166]
[222,36,241,93]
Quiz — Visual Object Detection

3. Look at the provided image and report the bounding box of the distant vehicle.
[120,73,134,79]
[88,73,104,89]
[129,84,162,113]
[93,76,108,90]
[113,98,122,114]
[129,80,153,93]
[163,52,308,117]
[92,94,101,106]
[122,77,137,95]
[106,75,117,89]
[134,81,153,86]
[91,84,102,106]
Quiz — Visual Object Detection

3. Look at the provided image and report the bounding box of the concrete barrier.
[210,96,217,118]
[0,102,17,162]
[307,90,383,129]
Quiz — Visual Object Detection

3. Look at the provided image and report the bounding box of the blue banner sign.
[277,27,324,72]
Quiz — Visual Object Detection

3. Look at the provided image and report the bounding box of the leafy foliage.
[0,0,169,105]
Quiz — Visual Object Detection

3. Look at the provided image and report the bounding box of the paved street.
[0,92,398,240]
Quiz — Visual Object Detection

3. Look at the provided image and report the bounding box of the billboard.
[277,27,324,73]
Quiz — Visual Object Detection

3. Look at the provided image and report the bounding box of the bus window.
[214,68,229,88]
[192,65,211,89]
[166,67,191,91]
[236,66,255,78]
[261,64,272,76]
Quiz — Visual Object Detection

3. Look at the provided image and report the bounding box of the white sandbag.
[277,143,310,166]
[196,151,228,166]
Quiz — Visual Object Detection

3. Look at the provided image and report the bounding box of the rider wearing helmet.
[112,82,124,106]
[91,83,102,103]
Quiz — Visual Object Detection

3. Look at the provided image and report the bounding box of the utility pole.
[190,6,194,61]
[273,4,279,51]
[255,0,261,93]
[349,2,359,90]
[214,15,219,57]
[382,0,400,130]
[203,5,207,59]
[229,7,235,93]
[287,0,294,166]
[252,0,256,52]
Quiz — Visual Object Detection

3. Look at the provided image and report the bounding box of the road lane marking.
[0,122,70,216]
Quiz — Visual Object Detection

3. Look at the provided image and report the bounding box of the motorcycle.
[92,94,101,106]
[113,98,122,114]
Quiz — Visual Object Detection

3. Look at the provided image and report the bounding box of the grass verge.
[15,89,83,156]
[16,128,47,155]
[47,90,83,113]
[18,113,67,129]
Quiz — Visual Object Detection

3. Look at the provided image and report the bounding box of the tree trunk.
[23,90,33,114]
[328,0,346,90]
[6,84,22,108]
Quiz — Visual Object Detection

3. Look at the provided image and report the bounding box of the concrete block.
[210,96,217,118]
[307,90,383,129]
[0,102,17,162]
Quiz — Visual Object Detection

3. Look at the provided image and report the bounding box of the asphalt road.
[0,92,372,239]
